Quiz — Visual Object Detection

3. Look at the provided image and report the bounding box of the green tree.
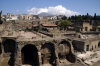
[76,15,83,22]
[94,13,97,21]
[87,13,89,16]
[0,11,3,24]
[36,15,39,19]
[82,15,85,21]
[93,21,100,26]
[37,27,42,32]
[75,15,77,21]
[97,15,100,21]
[61,16,67,20]
[91,16,94,20]
[59,20,72,26]
[3,18,6,21]
[71,16,75,21]
[68,17,71,21]
[85,13,91,21]
[59,20,72,30]
[57,16,59,20]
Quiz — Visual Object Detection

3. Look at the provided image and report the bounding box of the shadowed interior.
[3,39,16,53]
[21,44,39,66]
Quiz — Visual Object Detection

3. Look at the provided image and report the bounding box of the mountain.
[38,12,52,16]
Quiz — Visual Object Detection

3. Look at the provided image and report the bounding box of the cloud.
[27,5,80,16]
[16,10,19,12]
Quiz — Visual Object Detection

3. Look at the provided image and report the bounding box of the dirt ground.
[91,60,100,66]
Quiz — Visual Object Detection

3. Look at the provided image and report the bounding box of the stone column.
[18,46,22,66]
[55,50,59,66]
[22,53,24,64]
[54,44,59,66]
[0,43,4,62]
[1,44,4,57]
[15,45,22,66]
[38,51,42,66]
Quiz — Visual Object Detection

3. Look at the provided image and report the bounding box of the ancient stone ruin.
[0,20,100,66]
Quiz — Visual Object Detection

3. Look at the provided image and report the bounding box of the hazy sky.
[0,0,100,16]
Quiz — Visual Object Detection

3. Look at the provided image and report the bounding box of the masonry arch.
[3,39,16,53]
[21,44,39,66]
[58,40,76,63]
[98,42,100,48]
[41,42,56,66]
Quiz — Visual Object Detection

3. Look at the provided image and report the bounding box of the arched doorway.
[21,44,39,66]
[3,39,16,54]
[3,39,16,66]
[98,42,100,48]
[58,42,69,60]
[41,43,55,66]
[58,40,76,63]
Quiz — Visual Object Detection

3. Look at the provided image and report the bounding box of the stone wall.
[72,40,85,51]
[90,40,99,51]
[39,31,53,37]
[13,39,76,66]
[83,22,92,32]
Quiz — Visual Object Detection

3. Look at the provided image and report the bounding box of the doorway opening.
[86,45,89,51]
[3,39,16,53]
[21,44,39,66]
[3,39,16,66]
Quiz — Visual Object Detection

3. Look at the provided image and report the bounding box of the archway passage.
[3,39,16,66]
[3,39,16,53]
[41,43,55,65]
[58,40,76,63]
[58,44,69,60]
[21,44,39,66]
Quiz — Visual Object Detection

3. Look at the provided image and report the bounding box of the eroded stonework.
[0,36,77,66]
[0,21,100,66]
